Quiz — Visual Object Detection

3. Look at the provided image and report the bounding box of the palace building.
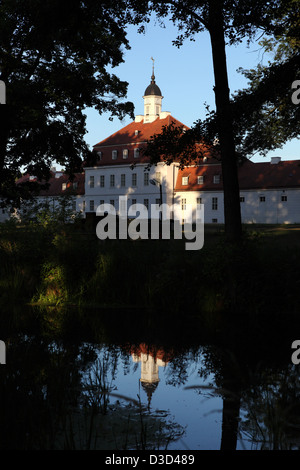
[84,67,300,225]
[9,65,300,225]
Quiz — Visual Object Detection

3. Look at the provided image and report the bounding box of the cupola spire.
[151,56,155,82]
[143,57,163,123]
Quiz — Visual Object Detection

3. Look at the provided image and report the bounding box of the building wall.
[175,190,224,224]
[175,188,300,224]
[240,189,300,224]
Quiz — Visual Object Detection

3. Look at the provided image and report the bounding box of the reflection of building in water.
[131,344,171,409]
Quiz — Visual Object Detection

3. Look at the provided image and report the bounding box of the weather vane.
[151,57,155,80]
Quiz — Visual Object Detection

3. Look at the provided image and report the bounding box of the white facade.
[175,187,300,225]
[240,188,300,224]
[175,190,224,224]
[84,162,179,215]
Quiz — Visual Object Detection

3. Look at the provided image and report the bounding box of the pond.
[1,305,300,450]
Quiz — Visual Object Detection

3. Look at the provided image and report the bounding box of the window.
[213,175,220,184]
[134,148,140,158]
[100,175,105,187]
[97,151,102,160]
[89,176,94,188]
[123,149,128,159]
[132,173,137,187]
[155,171,161,183]
[182,176,189,186]
[112,150,118,160]
[212,197,218,210]
[259,196,265,202]
[155,198,161,208]
[83,200,86,212]
[132,198,137,205]
[196,197,202,205]
[281,195,287,202]
[197,175,204,185]
[144,172,149,186]
[100,200,104,206]
[110,174,115,187]
[240,196,245,202]
[73,181,78,190]
[121,174,126,187]
[181,198,186,211]
[146,106,149,115]
[156,106,159,115]
[90,200,94,212]
[144,199,149,210]
[110,200,115,207]
[120,198,127,213]
[212,218,218,223]
[62,183,66,191]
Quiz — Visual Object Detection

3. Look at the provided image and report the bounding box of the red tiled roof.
[91,115,189,166]
[17,172,85,196]
[175,159,300,191]
[238,159,300,189]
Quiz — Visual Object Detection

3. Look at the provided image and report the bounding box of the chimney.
[271,157,281,164]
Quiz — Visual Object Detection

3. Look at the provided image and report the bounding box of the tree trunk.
[0,106,9,189]
[208,1,242,243]
[220,393,241,450]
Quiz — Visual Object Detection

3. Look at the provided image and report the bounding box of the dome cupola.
[143,57,163,123]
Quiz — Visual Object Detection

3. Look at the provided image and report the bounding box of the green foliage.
[0,0,134,201]
[37,262,68,305]
[12,194,83,228]
[138,1,299,163]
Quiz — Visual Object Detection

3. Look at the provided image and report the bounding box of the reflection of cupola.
[132,344,168,410]
[143,58,163,123]
[140,353,162,409]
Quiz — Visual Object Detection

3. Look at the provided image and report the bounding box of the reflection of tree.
[78,344,185,450]
[240,365,300,450]
[183,345,242,450]
[191,342,300,450]
[0,334,185,450]
[0,330,96,450]
[220,381,241,450]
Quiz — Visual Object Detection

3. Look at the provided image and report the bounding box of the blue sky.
[83,16,299,163]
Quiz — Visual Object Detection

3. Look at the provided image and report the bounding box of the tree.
[183,1,300,162]
[0,0,134,204]
[130,0,284,242]
[228,1,300,159]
